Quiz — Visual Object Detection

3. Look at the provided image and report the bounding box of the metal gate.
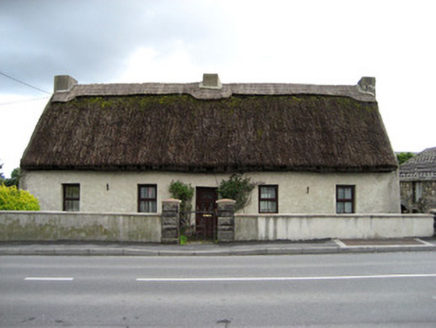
[179,210,217,242]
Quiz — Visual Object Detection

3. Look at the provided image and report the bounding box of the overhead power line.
[0,96,50,106]
[0,70,51,95]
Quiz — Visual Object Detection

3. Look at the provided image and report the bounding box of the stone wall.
[400,181,436,213]
[161,199,181,244]
[216,199,236,242]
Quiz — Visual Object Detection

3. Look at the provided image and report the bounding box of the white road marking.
[334,238,435,248]
[416,238,436,246]
[25,277,74,281]
[333,239,348,248]
[136,273,436,282]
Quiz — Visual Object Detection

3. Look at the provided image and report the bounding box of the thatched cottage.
[20,74,400,216]
[400,147,436,213]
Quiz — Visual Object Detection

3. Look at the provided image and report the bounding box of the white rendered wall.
[21,170,401,214]
[235,214,434,241]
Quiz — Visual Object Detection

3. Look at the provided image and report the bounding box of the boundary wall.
[0,211,161,242]
[0,206,433,243]
[235,214,434,241]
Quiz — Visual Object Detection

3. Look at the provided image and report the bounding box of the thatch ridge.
[51,81,376,103]
[21,93,397,173]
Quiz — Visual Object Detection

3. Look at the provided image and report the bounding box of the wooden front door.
[195,187,218,238]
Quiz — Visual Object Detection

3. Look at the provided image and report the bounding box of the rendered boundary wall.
[0,211,433,243]
[235,214,434,241]
[0,211,161,242]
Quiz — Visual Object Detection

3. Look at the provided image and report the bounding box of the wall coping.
[0,211,161,217]
[235,213,434,219]
[162,198,182,204]
[2,212,431,219]
[216,199,236,204]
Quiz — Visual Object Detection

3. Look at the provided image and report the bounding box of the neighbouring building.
[20,74,400,217]
[400,147,436,213]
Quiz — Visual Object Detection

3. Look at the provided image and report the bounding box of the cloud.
[0,95,47,177]
[119,44,204,83]
[0,0,236,93]
[1,1,151,92]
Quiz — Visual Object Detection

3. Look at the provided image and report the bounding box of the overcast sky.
[1,0,435,177]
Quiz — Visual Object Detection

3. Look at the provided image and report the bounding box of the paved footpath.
[1,237,435,256]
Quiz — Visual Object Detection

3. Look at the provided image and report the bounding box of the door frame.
[195,187,218,239]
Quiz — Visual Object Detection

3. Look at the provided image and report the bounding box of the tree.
[397,152,415,165]
[3,168,21,187]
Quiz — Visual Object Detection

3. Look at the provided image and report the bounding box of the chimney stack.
[357,77,376,96]
[200,73,222,89]
[54,75,77,92]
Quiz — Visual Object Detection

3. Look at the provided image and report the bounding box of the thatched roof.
[399,147,436,181]
[21,75,397,173]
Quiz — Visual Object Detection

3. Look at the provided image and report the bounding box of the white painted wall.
[235,214,434,241]
[21,170,401,214]
[0,211,161,242]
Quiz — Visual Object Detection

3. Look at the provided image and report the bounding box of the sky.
[1,0,435,178]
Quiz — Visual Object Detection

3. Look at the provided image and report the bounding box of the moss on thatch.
[21,93,397,173]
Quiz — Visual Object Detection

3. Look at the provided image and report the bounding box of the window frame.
[413,181,423,203]
[63,183,80,212]
[258,185,279,214]
[138,184,158,213]
[336,185,355,214]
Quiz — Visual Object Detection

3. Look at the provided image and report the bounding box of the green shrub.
[218,174,256,211]
[0,184,40,211]
[180,234,188,245]
[169,180,194,206]
[169,181,194,237]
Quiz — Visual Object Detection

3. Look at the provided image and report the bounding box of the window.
[259,185,278,213]
[413,182,423,203]
[138,184,157,213]
[336,185,355,214]
[63,184,80,212]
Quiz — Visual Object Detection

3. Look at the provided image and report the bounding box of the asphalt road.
[1,253,436,327]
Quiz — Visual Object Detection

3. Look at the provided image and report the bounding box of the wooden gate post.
[216,199,236,243]
[161,199,181,244]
